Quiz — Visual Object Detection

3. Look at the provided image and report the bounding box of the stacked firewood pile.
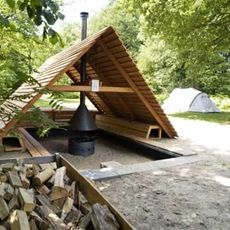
[0,161,119,229]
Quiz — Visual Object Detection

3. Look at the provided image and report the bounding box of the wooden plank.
[97,121,148,138]
[96,115,158,133]
[82,155,203,182]
[47,85,134,93]
[18,128,50,156]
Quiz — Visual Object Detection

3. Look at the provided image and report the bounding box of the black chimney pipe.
[80,12,88,105]
[69,12,97,132]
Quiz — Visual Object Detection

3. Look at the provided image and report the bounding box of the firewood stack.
[0,161,120,230]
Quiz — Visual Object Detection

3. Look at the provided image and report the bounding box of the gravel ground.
[96,157,230,230]
[93,118,230,229]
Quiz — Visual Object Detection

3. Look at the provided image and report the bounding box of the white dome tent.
[162,88,220,113]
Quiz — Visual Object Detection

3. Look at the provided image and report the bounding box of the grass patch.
[170,112,230,124]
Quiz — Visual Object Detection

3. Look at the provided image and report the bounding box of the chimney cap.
[80,12,89,18]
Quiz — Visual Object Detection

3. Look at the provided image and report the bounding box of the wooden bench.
[96,115,162,139]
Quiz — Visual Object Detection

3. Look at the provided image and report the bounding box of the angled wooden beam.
[98,40,173,138]
[46,85,134,93]
[88,60,135,119]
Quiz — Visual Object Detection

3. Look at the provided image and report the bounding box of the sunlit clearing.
[214,175,230,186]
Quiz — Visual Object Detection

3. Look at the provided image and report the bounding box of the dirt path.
[94,118,230,229]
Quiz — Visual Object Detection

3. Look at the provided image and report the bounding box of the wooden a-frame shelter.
[0,27,177,139]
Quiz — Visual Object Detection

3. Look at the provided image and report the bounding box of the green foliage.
[0,0,66,135]
[1,0,65,44]
[15,108,59,136]
[125,0,230,95]
[211,95,230,111]
[170,111,230,124]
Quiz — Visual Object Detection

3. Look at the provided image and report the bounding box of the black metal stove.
[68,12,98,156]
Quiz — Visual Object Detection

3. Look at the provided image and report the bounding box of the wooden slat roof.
[0,26,177,138]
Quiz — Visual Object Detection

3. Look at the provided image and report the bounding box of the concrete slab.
[81,155,206,181]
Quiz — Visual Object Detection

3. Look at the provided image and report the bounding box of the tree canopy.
[126,0,230,95]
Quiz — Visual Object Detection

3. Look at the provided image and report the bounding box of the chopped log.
[91,203,120,230]
[69,181,76,201]
[19,168,30,189]
[54,166,66,188]
[0,172,8,183]
[80,202,92,215]
[18,188,35,212]
[36,194,60,214]
[25,166,34,178]
[77,212,92,229]
[0,183,14,201]
[36,205,67,229]
[32,164,40,176]
[64,207,82,226]
[50,187,69,201]
[28,188,36,202]
[1,163,15,173]
[8,193,20,211]
[46,174,55,189]
[29,218,38,230]
[35,184,50,195]
[52,197,66,209]
[50,166,68,201]
[0,197,10,220]
[74,182,80,208]
[33,166,55,186]
[10,210,30,230]
[61,197,73,220]
[30,211,50,230]
[7,170,22,188]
